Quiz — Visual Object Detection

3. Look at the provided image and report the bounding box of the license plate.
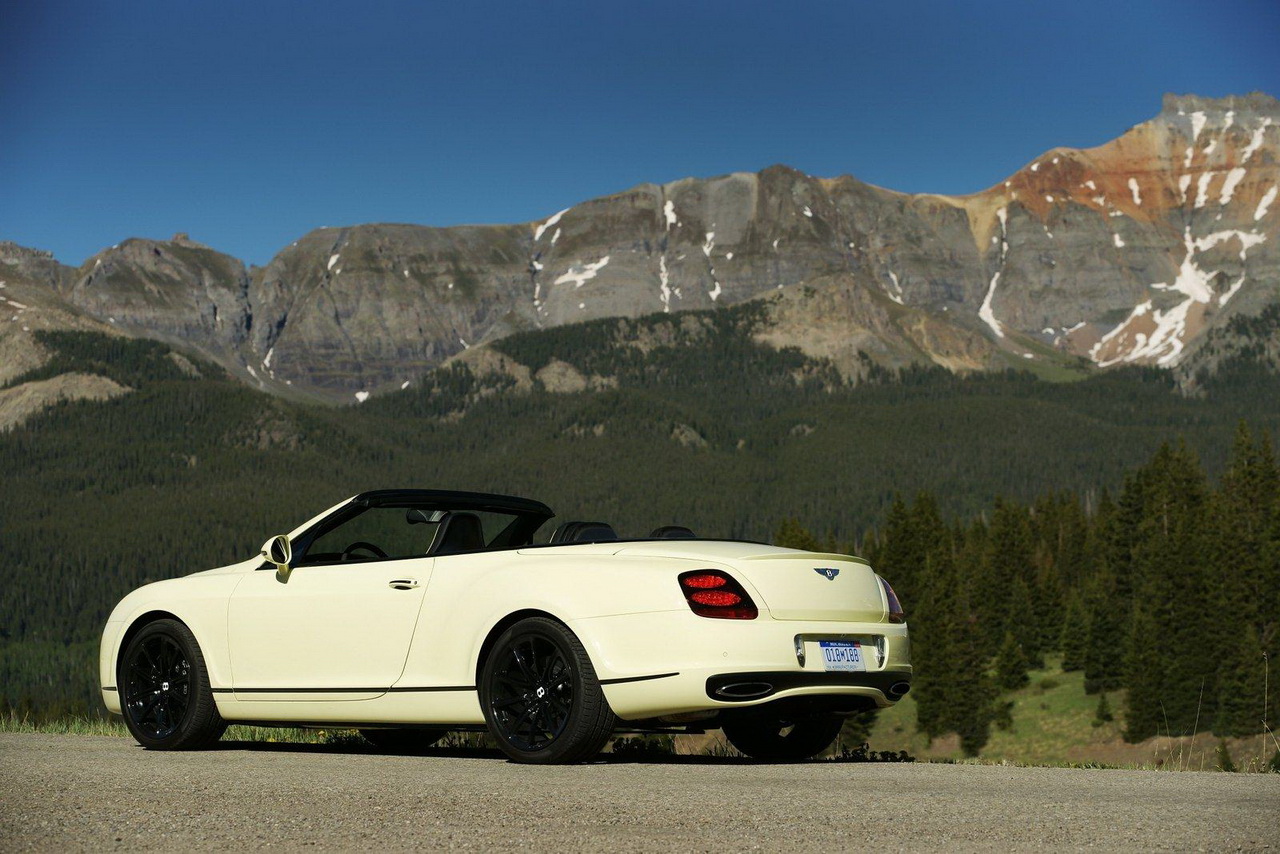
[819,641,865,672]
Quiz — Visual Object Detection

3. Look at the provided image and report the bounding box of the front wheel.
[721,713,844,761]
[118,619,226,750]
[479,617,614,763]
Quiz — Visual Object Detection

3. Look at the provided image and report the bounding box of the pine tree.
[1128,441,1215,731]
[1005,576,1043,669]
[1082,573,1124,694]
[774,518,822,551]
[1092,693,1114,727]
[1032,550,1065,659]
[1215,424,1280,729]
[1124,604,1165,742]
[996,630,1030,690]
[874,496,919,603]
[912,542,962,739]
[1059,594,1089,672]
[976,499,1036,657]
[1213,623,1265,737]
[954,671,997,757]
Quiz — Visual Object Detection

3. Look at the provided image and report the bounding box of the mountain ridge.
[2,92,1276,406]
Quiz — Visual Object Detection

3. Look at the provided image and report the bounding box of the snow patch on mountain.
[1220,168,1247,205]
[1242,118,1273,162]
[554,256,611,288]
[1093,228,1267,367]
[535,208,570,241]
[658,255,671,311]
[979,207,1009,339]
[1190,111,1208,143]
[1195,172,1215,209]
[1256,186,1277,221]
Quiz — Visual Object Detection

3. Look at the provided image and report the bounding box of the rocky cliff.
[4,93,1277,401]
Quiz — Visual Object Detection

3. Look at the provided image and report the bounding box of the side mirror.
[261,535,293,582]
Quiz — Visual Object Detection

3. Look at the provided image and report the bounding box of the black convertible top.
[351,489,554,521]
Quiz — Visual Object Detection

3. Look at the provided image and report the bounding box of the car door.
[227,505,435,700]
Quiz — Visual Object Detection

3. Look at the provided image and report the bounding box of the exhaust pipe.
[713,682,774,700]
[888,681,911,698]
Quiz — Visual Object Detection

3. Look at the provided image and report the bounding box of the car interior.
[292,500,701,566]
[545,522,698,543]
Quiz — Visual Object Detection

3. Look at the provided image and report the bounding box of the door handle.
[388,579,419,590]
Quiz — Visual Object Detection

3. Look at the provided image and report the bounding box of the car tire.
[360,728,446,754]
[479,616,614,764]
[721,712,844,761]
[118,618,227,750]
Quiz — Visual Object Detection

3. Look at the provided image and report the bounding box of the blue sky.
[2,0,1277,267]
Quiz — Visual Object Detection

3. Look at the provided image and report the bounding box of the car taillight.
[682,573,727,589]
[879,576,904,623]
[678,570,757,619]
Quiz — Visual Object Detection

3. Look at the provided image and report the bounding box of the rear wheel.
[721,712,843,761]
[118,619,226,750]
[479,617,614,764]
[360,728,446,754]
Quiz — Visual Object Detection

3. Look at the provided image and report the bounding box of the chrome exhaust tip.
[713,682,774,700]
[888,681,911,698]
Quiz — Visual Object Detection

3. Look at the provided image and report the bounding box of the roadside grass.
[0,713,128,738]
[867,657,1279,772]
[0,712,363,746]
[7,673,1277,771]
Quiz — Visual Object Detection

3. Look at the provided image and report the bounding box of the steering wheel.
[340,541,389,562]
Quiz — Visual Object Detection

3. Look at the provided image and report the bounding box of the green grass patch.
[0,712,364,746]
[867,656,1127,765]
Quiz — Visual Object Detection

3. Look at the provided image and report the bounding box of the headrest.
[431,512,485,555]
[649,525,696,539]
[550,521,619,544]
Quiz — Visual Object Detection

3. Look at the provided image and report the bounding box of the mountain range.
[2,92,1278,423]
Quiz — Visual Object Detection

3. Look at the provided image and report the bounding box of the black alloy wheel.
[721,712,844,761]
[119,619,226,750]
[480,617,614,763]
[490,633,573,751]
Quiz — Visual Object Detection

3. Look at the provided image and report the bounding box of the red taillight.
[690,590,741,607]
[678,571,758,619]
[880,577,905,623]
[682,573,727,589]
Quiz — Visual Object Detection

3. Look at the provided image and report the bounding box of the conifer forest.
[1,329,1277,755]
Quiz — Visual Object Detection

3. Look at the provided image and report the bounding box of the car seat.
[430,512,486,555]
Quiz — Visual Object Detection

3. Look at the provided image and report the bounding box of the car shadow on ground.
[212,739,736,764]
[210,739,896,766]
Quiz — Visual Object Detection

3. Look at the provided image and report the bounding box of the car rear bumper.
[569,610,911,721]
[705,670,912,703]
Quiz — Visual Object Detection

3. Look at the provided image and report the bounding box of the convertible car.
[101,489,910,763]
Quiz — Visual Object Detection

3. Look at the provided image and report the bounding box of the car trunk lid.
[728,553,886,622]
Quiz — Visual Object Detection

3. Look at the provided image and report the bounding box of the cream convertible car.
[101,490,910,763]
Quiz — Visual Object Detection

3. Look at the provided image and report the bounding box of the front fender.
[99,574,243,704]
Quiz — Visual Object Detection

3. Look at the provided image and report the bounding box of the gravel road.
[1,734,1277,851]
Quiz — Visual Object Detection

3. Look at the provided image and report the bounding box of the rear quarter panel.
[398,551,721,688]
